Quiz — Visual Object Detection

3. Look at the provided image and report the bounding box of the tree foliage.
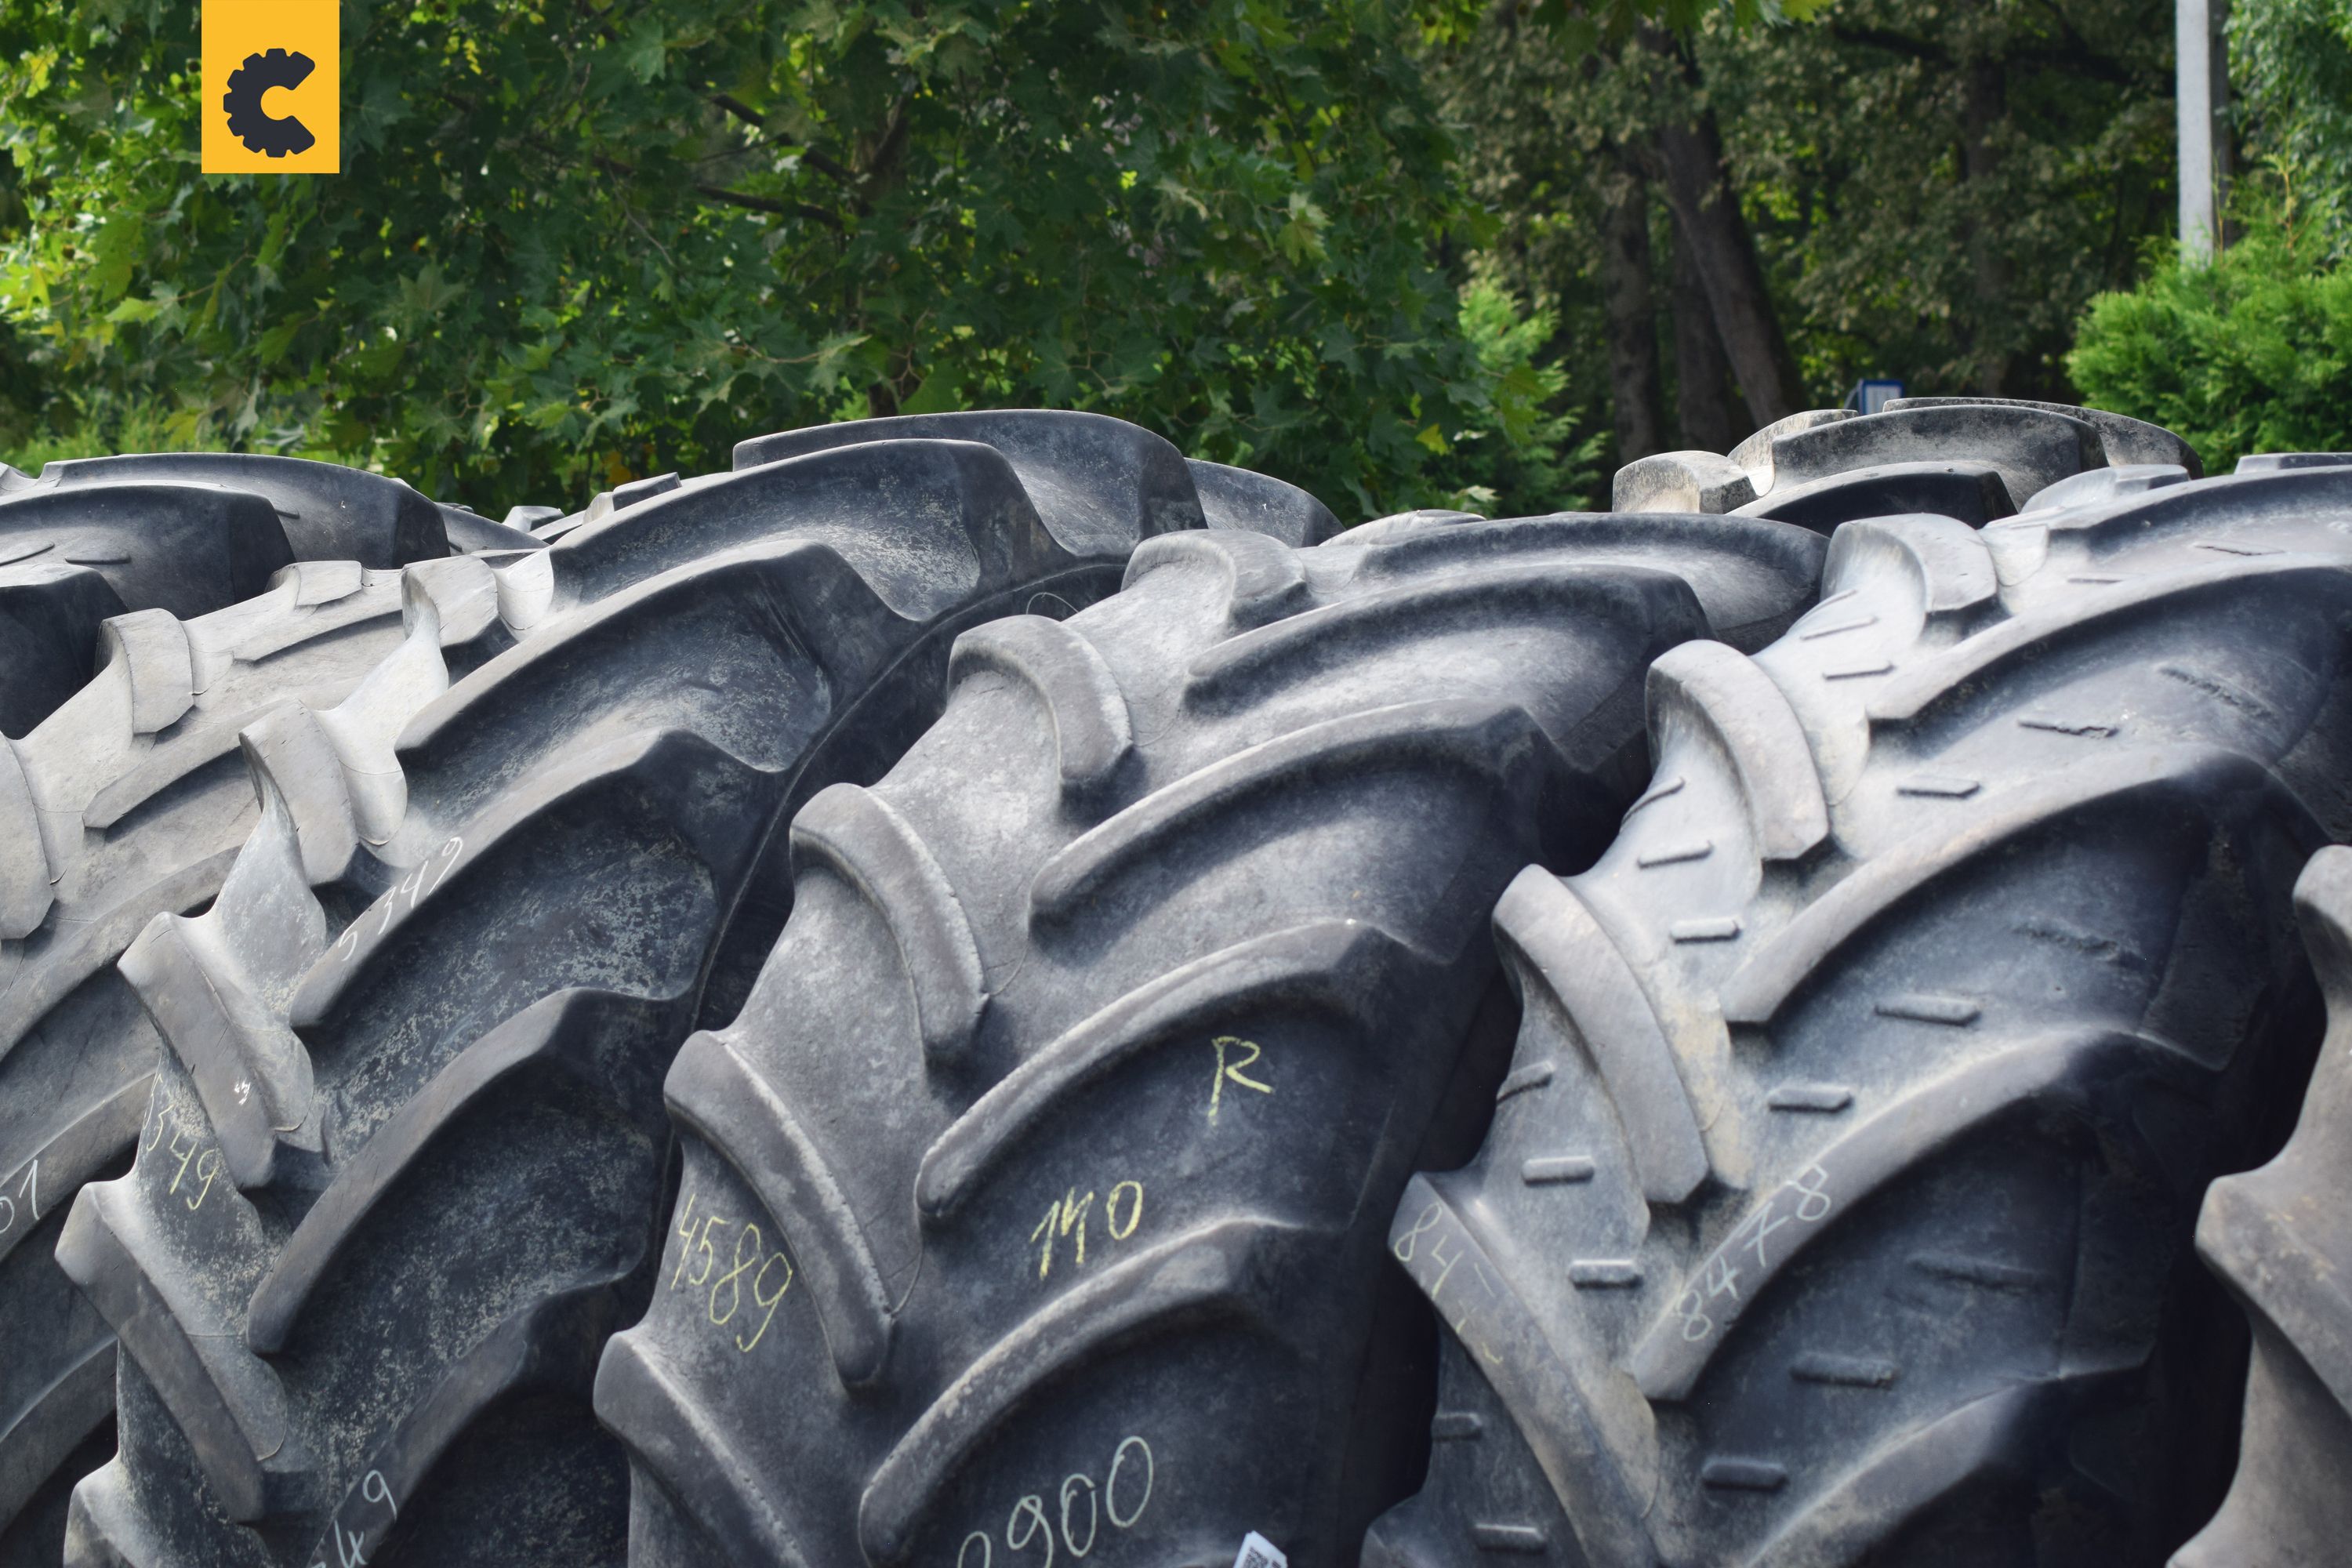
[2061,0,2352,470]
[0,0,1578,517]
[1704,0,2175,397]
[2070,194,2352,471]
[2229,0,2352,250]
[1428,0,2178,470]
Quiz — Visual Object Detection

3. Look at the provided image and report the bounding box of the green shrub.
[2067,198,2352,470]
[3,390,365,471]
[2230,0,2352,254]
[1417,278,1606,517]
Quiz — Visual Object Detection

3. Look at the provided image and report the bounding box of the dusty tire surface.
[1372,424,2352,1567]
[0,456,463,1566]
[1612,399,2198,528]
[53,415,1336,1568]
[592,506,1825,1568]
[2171,842,2352,1568]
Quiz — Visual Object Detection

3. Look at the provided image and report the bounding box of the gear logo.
[223,49,318,158]
[201,2,339,174]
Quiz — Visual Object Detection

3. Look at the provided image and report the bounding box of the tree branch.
[1829,24,1954,67]
[583,149,847,232]
[691,181,845,230]
[2005,39,2135,87]
[2029,0,2147,83]
[706,92,863,191]
[1831,20,2135,86]
[710,92,764,128]
[863,91,915,188]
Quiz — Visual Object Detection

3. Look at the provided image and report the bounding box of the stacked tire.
[1374,424,2352,1566]
[9,405,2350,1568]
[46,413,1343,1566]
[0,456,495,1566]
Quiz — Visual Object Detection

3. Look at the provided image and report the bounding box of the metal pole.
[2179,0,2217,260]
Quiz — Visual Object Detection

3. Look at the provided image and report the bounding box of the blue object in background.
[1846,379,1904,415]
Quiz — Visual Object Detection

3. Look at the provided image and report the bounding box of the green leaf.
[895,372,962,415]
[256,317,303,365]
[1275,191,1330,267]
[621,17,666,83]
[394,263,466,327]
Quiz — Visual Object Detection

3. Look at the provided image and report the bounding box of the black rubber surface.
[1612,400,2198,525]
[53,415,1322,1567]
[592,507,1825,1567]
[1,456,463,1566]
[1372,423,2352,1567]
[2171,843,2352,1568]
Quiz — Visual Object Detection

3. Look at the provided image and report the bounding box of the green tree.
[2062,0,2352,469]
[2229,0,2352,249]
[2070,193,2352,470]
[0,0,1571,517]
[1708,0,2176,398]
[1427,0,2180,473]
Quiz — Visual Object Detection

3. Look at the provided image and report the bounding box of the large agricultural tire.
[1612,399,2198,530]
[591,507,1826,1568]
[51,413,1339,1568]
[1367,428,2352,1566]
[0,457,469,1566]
[2170,842,2352,1567]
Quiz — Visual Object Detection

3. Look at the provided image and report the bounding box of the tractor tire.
[1,457,463,1566]
[1613,399,2198,530]
[2170,841,2352,1568]
[52,414,1335,1568]
[1369,422,2352,1567]
[592,506,1826,1568]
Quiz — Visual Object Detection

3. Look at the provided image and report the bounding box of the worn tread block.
[2172,846,2352,1567]
[1888,396,2202,476]
[1611,397,2169,530]
[732,408,1206,557]
[592,509,1821,1566]
[60,416,1347,1566]
[1186,457,1342,546]
[32,453,451,566]
[1381,419,2352,1568]
[0,469,436,1560]
[0,483,291,621]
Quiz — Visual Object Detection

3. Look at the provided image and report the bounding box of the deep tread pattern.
[1887,396,2203,476]
[1,557,428,1559]
[22,453,454,568]
[595,513,1823,1566]
[0,564,128,741]
[1611,397,2195,528]
[0,483,290,626]
[946,617,1134,799]
[1733,462,2013,531]
[2171,846,2352,1567]
[786,784,988,1065]
[1377,437,2352,1568]
[1184,459,1342,546]
[60,416,1314,1566]
[730,409,1205,557]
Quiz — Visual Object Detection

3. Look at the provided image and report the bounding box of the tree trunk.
[1599,165,1668,463]
[1960,56,2013,394]
[1671,228,1738,452]
[1642,28,1807,426]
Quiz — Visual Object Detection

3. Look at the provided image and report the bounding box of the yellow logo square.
[201,2,339,173]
